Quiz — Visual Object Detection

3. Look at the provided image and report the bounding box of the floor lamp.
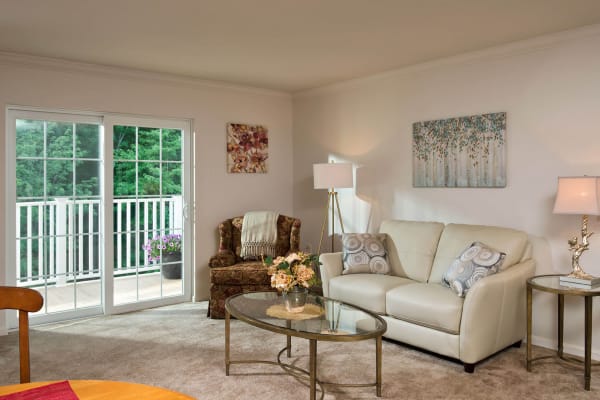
[313,162,353,254]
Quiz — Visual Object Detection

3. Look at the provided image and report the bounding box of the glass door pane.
[112,124,185,306]
[13,114,103,321]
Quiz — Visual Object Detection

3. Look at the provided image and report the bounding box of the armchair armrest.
[209,250,237,268]
[459,259,536,364]
[289,218,302,253]
[319,252,344,297]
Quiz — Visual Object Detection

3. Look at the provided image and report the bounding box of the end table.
[527,274,600,390]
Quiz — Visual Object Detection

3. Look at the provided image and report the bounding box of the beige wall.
[0,54,293,305]
[3,24,600,358]
[293,26,600,357]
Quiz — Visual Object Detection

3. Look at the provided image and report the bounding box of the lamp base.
[562,214,598,286]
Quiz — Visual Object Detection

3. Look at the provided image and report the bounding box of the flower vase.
[283,287,308,313]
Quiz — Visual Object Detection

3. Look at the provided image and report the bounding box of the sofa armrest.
[459,259,536,364]
[209,250,237,268]
[319,252,344,297]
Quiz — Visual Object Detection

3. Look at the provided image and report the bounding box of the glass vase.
[283,286,308,313]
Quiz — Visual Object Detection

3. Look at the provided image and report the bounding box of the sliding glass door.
[5,109,193,325]
[106,116,191,313]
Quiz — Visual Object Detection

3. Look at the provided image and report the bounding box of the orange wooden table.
[0,380,195,399]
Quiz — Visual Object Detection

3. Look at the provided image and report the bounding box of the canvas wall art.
[412,112,506,188]
[226,123,268,173]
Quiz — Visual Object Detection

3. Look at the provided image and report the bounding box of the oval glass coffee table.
[225,291,387,400]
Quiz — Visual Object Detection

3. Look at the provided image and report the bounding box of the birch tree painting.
[413,112,506,187]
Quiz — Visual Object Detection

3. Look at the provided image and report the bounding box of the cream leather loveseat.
[319,220,536,372]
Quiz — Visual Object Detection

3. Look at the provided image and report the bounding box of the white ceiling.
[2,0,600,93]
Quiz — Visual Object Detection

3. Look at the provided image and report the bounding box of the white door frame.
[103,114,193,315]
[4,107,194,328]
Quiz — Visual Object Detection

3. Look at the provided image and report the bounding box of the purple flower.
[144,232,182,263]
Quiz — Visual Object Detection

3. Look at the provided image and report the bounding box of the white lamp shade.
[553,176,600,215]
[313,163,353,189]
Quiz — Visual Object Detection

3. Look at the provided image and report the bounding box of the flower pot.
[283,287,308,313]
[162,253,182,279]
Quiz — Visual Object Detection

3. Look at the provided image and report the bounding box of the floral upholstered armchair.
[208,214,301,318]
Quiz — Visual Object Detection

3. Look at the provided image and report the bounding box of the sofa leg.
[463,363,475,373]
[512,340,522,349]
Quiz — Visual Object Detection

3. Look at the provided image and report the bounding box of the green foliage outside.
[16,121,182,200]
[16,120,101,198]
[15,120,183,281]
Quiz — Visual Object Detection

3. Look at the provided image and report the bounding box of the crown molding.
[294,23,600,98]
[0,51,290,98]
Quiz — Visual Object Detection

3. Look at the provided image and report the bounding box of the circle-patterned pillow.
[342,233,390,275]
[441,241,506,297]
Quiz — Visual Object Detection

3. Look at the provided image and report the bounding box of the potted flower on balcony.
[144,233,182,279]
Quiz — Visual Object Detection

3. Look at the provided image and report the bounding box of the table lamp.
[553,176,600,284]
[313,162,353,254]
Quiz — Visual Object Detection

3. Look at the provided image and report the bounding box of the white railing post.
[55,197,68,286]
[116,199,123,271]
[126,200,132,268]
[88,203,94,275]
[37,204,44,282]
[49,203,55,282]
[172,195,183,231]
[78,202,84,276]
[26,206,32,281]
[15,204,21,282]
[15,197,172,286]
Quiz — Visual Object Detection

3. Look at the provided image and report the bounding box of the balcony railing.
[16,196,183,287]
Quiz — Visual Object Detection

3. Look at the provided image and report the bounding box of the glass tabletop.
[528,274,600,295]
[225,291,387,341]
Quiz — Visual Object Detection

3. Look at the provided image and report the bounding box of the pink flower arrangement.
[264,252,319,292]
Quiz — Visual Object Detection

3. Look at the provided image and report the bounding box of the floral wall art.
[226,123,269,173]
[412,112,506,188]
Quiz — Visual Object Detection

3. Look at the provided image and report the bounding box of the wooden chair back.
[0,286,44,383]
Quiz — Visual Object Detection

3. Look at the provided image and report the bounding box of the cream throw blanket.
[240,211,279,259]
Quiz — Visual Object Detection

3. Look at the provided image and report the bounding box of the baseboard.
[530,335,600,360]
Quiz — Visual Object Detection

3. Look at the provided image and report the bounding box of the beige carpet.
[0,302,598,399]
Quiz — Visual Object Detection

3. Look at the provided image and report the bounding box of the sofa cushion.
[379,220,444,282]
[342,233,390,275]
[329,274,412,314]
[428,223,528,284]
[442,242,505,297]
[386,283,464,334]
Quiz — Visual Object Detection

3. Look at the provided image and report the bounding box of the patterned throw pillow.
[342,233,390,275]
[442,241,506,297]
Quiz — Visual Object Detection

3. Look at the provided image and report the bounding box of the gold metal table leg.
[558,294,564,358]
[286,320,292,358]
[225,309,230,376]
[526,284,532,371]
[376,335,382,397]
[309,339,317,400]
[584,296,592,391]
